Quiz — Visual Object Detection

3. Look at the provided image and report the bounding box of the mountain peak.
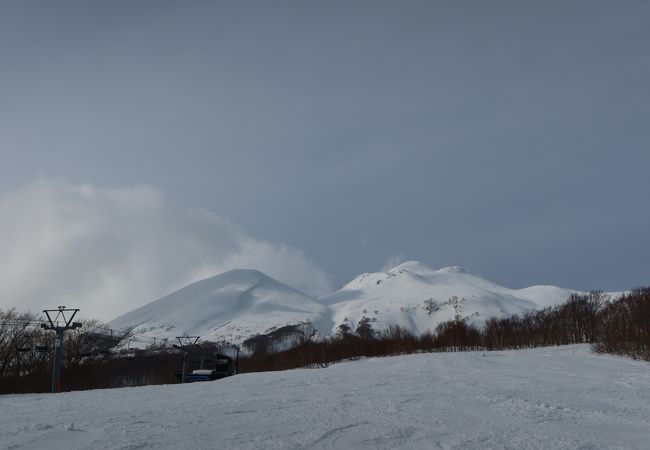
[386,261,474,276]
[108,268,327,344]
[387,261,434,273]
[212,268,270,283]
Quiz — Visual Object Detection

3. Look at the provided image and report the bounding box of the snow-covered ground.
[2,345,649,449]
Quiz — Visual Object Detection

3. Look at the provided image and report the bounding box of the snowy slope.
[109,261,611,346]
[321,261,579,336]
[109,269,331,346]
[2,345,650,449]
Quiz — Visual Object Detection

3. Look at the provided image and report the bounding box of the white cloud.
[0,179,331,321]
[382,254,404,272]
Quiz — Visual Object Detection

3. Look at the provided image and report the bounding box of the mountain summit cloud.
[0,179,330,319]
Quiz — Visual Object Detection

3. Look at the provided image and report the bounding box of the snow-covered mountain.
[110,261,596,347]
[109,269,331,346]
[321,261,576,337]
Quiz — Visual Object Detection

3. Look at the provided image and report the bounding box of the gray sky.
[1,1,649,317]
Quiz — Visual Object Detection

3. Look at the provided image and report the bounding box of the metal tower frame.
[41,306,82,393]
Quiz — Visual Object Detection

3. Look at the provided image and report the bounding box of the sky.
[1,1,649,320]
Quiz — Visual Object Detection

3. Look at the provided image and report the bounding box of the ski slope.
[2,345,649,449]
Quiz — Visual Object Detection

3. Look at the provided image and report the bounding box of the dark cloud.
[0,1,648,295]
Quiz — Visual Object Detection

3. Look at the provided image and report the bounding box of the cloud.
[381,254,404,272]
[0,179,331,321]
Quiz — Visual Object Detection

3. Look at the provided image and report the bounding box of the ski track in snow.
[2,345,650,449]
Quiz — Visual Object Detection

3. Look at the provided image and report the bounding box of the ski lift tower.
[173,335,200,383]
[41,306,82,393]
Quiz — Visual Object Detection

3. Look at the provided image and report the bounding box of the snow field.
[2,345,650,449]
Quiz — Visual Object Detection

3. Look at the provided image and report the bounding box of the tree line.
[1,287,648,393]
[239,287,650,372]
[0,310,126,394]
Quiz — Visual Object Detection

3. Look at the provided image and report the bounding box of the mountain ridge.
[110,261,608,347]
